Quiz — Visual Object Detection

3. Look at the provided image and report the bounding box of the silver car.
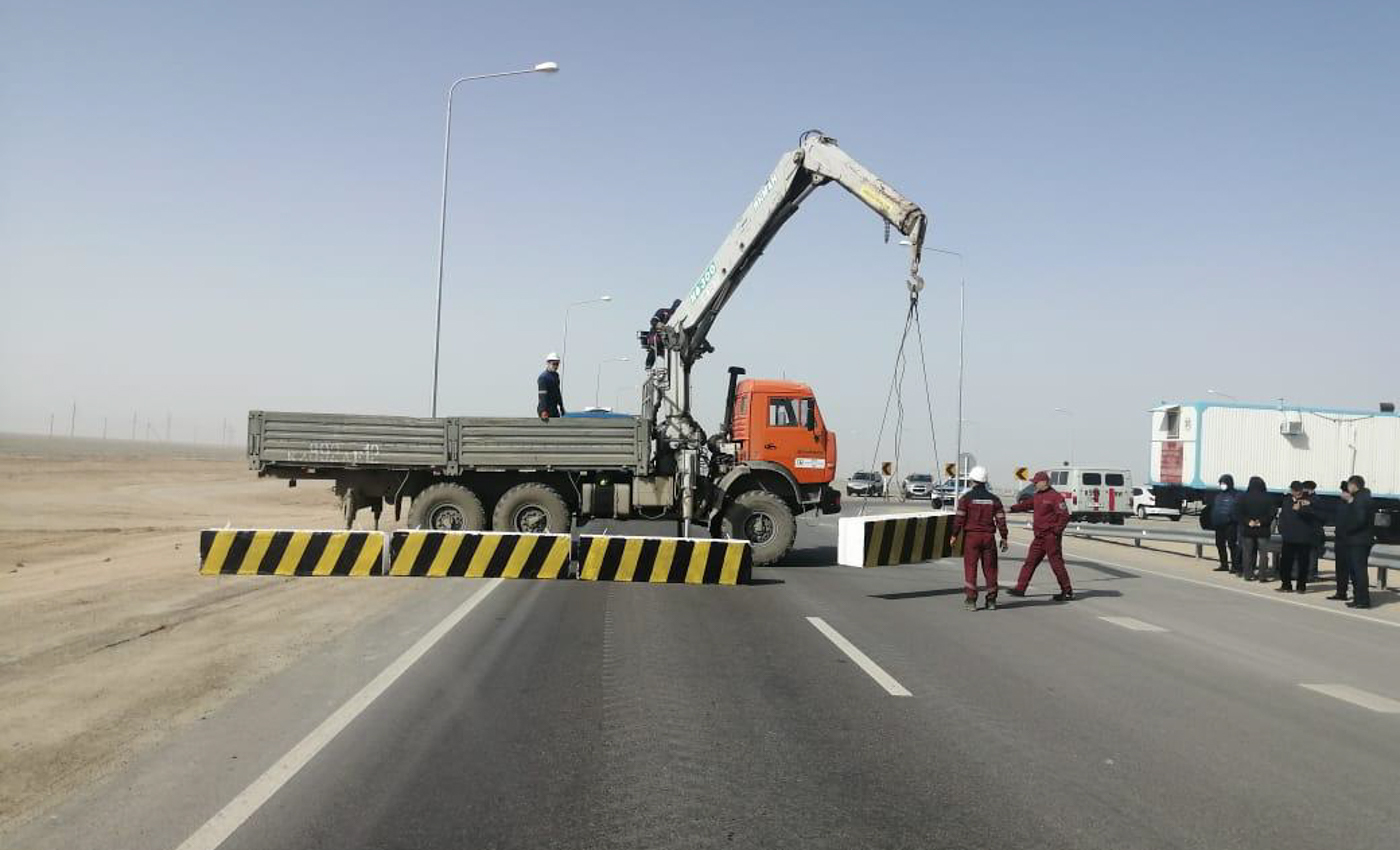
[901,473,934,499]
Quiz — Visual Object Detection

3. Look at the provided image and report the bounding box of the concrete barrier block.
[837,511,959,568]
[199,529,384,576]
[388,530,571,579]
[575,535,751,585]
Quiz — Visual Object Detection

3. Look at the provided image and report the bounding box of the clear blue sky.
[3,0,1397,482]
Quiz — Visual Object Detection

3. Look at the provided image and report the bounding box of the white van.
[1030,467,1133,524]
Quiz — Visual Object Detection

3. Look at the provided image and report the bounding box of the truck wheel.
[492,483,571,534]
[407,484,486,531]
[721,490,796,567]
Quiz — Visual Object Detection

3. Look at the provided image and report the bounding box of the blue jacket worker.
[1208,474,1243,573]
[537,353,566,420]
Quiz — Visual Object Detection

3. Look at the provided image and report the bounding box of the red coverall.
[953,485,1009,601]
[1009,486,1073,594]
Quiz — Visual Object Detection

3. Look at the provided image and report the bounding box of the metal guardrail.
[1015,522,1399,589]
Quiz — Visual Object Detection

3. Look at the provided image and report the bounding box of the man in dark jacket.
[951,466,1009,611]
[1334,475,1374,608]
[536,353,565,420]
[1007,471,1074,601]
[1277,481,1319,593]
[1302,480,1324,581]
[1209,474,1243,573]
[1234,476,1277,581]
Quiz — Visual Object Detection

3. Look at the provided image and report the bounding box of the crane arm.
[663,130,928,367]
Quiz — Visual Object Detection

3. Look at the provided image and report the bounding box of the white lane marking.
[1299,684,1400,714]
[806,616,911,697]
[1098,616,1169,632]
[175,579,504,850]
[1017,534,1400,630]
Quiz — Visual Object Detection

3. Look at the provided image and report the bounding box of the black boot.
[1053,590,1075,602]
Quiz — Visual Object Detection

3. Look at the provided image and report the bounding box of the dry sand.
[0,434,421,834]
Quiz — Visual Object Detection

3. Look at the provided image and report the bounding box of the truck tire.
[492,483,571,534]
[721,490,796,567]
[407,484,487,531]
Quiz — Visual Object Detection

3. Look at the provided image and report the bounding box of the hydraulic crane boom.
[666,130,927,370]
[642,130,930,529]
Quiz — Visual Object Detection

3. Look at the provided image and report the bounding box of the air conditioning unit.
[1279,413,1303,436]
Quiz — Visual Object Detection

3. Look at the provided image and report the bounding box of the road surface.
[10,504,1400,850]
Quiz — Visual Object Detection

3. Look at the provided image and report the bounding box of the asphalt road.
[12,503,1400,850]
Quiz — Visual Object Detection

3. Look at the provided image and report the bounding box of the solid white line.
[1016,534,1400,630]
[174,578,504,850]
[806,616,912,697]
[1098,615,1169,633]
[1299,684,1400,714]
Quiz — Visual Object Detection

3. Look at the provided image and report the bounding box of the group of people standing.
[1205,474,1376,609]
[951,468,1074,611]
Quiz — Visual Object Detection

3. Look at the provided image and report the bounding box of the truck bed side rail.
[249,411,453,472]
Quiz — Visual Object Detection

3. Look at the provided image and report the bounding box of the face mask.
[1220,483,1228,490]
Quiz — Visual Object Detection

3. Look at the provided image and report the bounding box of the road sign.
[881,461,893,476]
[1014,466,1029,481]
[944,463,956,478]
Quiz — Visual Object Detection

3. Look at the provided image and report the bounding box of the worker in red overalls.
[1008,471,1074,601]
[951,466,1009,611]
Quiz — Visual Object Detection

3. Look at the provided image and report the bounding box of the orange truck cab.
[731,378,838,486]
[716,369,834,526]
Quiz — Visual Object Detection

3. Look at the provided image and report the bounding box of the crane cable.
[863,285,941,516]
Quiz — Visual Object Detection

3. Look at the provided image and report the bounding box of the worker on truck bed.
[537,353,566,420]
[950,466,1009,612]
[1007,471,1074,601]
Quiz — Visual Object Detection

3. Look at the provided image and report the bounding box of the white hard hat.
[545,352,561,362]
[968,465,988,483]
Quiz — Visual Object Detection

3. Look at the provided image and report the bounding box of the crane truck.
[246,130,928,565]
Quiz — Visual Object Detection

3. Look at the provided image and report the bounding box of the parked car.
[932,477,973,508]
[1131,486,1181,521]
[845,470,885,498]
[901,472,935,499]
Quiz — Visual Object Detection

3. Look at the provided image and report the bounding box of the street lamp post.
[1053,407,1075,465]
[594,357,629,407]
[561,295,613,368]
[430,61,559,417]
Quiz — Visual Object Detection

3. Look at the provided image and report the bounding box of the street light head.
[534,61,560,73]
[600,295,613,302]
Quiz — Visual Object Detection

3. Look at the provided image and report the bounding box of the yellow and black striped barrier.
[575,535,752,585]
[388,530,571,579]
[199,529,384,576]
[837,512,959,568]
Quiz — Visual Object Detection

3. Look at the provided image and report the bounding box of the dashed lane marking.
[806,616,912,697]
[1098,616,1169,632]
[1299,684,1400,714]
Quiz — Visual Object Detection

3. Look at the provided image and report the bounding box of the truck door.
[756,395,829,484]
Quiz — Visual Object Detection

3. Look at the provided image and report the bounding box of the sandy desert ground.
[0,434,422,834]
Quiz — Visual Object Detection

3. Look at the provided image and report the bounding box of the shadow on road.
[868,588,965,601]
[996,588,1124,608]
[747,578,787,586]
[774,545,838,568]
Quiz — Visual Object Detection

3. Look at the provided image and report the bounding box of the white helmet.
[545,352,561,362]
[968,465,988,483]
